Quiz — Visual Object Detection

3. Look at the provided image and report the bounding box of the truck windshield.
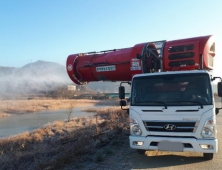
[131,73,212,106]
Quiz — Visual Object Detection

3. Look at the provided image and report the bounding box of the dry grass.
[0,99,98,116]
[0,106,129,170]
[82,106,120,113]
[0,112,10,118]
[94,99,119,106]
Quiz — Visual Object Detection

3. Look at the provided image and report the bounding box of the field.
[0,99,99,118]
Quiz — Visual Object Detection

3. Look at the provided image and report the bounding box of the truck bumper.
[129,136,218,153]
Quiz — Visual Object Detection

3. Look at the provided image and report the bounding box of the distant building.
[67,85,76,91]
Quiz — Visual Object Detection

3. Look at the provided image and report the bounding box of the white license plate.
[158,141,184,152]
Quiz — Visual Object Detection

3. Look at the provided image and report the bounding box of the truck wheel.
[137,149,146,155]
[203,153,214,160]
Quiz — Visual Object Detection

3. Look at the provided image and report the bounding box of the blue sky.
[0,0,222,76]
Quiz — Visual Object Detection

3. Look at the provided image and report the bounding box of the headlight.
[201,117,216,138]
[132,125,142,136]
[202,127,213,138]
[130,117,142,136]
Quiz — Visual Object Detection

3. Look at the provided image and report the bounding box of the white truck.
[119,70,222,160]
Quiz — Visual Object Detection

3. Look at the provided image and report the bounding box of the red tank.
[67,35,215,85]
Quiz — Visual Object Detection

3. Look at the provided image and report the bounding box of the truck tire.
[137,149,146,155]
[203,153,214,160]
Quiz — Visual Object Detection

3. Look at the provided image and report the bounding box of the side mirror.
[119,86,125,99]
[120,100,127,106]
[218,82,222,97]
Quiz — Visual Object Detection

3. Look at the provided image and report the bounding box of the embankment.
[0,106,130,170]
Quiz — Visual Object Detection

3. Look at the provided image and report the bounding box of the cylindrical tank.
[67,35,215,85]
[66,43,146,85]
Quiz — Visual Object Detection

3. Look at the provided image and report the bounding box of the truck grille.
[143,121,197,132]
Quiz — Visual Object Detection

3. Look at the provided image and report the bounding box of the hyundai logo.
[164,124,177,130]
